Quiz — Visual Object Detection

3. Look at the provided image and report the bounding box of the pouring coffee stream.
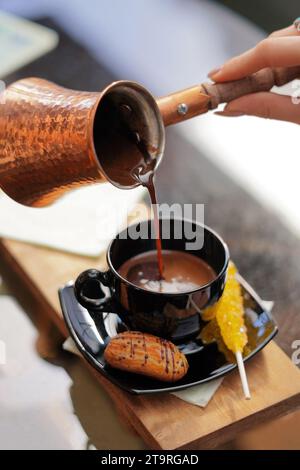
[134,170,164,280]
[114,127,164,280]
[105,103,164,278]
[94,92,164,278]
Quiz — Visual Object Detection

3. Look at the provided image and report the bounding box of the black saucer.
[59,275,278,394]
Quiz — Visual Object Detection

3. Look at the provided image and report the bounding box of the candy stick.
[203,261,251,399]
[235,351,251,400]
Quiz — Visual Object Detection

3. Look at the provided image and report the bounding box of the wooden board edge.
[176,392,300,450]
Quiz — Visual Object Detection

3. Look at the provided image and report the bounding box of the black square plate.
[59,275,278,394]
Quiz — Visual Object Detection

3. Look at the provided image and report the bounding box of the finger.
[216,92,300,125]
[269,25,297,37]
[210,36,300,82]
[207,24,298,78]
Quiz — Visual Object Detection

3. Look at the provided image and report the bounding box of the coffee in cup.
[118,249,216,294]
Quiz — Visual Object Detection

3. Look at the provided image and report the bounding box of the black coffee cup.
[74,218,229,341]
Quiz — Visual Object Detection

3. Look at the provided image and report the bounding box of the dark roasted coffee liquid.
[118,250,216,293]
[126,134,163,279]
[136,171,164,279]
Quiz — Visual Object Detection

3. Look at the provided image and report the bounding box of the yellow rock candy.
[202,261,247,354]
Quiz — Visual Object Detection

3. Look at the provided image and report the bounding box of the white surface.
[0,10,58,78]
[0,185,145,257]
[172,377,223,407]
[181,97,300,239]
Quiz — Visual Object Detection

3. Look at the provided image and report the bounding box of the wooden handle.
[202,66,300,109]
[157,86,211,126]
[157,66,300,126]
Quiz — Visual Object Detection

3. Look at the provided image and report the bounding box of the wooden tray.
[1,237,300,450]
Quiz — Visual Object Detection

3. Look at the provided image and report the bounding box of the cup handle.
[74,269,112,311]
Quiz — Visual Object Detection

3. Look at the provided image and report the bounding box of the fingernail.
[214,110,244,117]
[208,67,222,79]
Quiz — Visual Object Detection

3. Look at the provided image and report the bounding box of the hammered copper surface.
[0,78,165,207]
[0,78,104,207]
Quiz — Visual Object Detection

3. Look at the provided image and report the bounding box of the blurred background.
[0,0,300,450]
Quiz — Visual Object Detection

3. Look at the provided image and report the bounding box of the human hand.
[209,23,300,124]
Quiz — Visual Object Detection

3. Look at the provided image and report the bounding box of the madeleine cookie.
[104,331,188,382]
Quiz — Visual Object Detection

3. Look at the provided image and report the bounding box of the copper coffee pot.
[1,66,299,207]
